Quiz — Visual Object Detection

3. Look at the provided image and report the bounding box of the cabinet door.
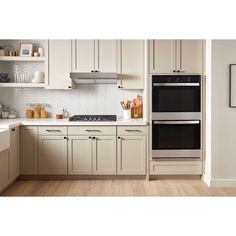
[47,40,72,89]
[68,136,92,175]
[96,40,118,72]
[72,40,95,72]
[179,40,203,73]
[118,40,144,89]
[0,150,9,192]
[9,127,19,181]
[92,136,116,175]
[39,136,67,175]
[117,135,146,175]
[20,126,38,175]
[149,40,176,73]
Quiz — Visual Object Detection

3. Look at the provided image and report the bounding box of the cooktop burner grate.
[69,115,117,122]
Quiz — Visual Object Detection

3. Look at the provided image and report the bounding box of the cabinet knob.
[177,70,180,72]
[64,137,67,140]
[11,128,15,131]
[91,70,94,72]
[89,136,92,139]
[118,86,123,89]
[68,86,71,89]
[118,136,121,139]
[92,137,96,139]
[173,70,176,72]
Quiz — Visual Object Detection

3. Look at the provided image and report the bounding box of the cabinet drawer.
[117,126,147,136]
[68,126,116,135]
[38,126,67,136]
[150,161,202,175]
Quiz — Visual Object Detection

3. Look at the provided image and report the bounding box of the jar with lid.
[41,104,48,119]
[34,104,41,118]
[26,103,34,119]
[2,105,9,119]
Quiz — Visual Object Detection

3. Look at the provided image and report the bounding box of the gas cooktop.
[69,115,117,122]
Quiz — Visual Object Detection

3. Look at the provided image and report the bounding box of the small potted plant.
[0,46,5,56]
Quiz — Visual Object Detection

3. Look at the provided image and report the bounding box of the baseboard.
[202,175,211,186]
[202,175,236,187]
[19,175,146,180]
[210,179,236,187]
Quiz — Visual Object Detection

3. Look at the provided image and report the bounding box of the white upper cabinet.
[47,40,73,89]
[150,40,176,73]
[179,40,203,74]
[118,40,145,90]
[72,40,118,73]
[72,40,95,72]
[96,40,118,72]
[149,40,203,74]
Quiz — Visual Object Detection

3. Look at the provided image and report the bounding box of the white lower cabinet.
[117,135,146,175]
[0,149,10,192]
[68,136,92,175]
[68,133,116,175]
[9,127,20,182]
[92,136,116,175]
[20,126,38,175]
[19,125,147,177]
[39,135,68,175]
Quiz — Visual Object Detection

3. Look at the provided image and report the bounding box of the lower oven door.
[152,120,201,159]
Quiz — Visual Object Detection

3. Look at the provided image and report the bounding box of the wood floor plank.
[2,179,236,197]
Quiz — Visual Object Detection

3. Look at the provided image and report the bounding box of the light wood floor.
[2,179,236,196]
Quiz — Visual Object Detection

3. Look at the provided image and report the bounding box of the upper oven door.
[152,75,201,113]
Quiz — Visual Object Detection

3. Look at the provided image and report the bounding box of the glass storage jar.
[26,103,34,119]
[34,104,41,118]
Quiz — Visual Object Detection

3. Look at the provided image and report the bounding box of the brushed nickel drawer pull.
[85,130,101,132]
[125,129,142,132]
[46,130,62,132]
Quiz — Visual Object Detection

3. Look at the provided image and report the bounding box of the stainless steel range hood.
[70,72,117,84]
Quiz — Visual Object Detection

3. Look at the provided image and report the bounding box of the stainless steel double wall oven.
[151,74,201,159]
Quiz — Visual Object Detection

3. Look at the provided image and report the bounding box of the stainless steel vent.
[70,72,117,84]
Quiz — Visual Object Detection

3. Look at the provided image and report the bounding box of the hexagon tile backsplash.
[0,85,143,118]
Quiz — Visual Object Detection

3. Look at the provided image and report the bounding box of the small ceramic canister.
[123,109,131,121]
[38,48,44,57]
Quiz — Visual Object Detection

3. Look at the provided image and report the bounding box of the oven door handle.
[152,83,200,87]
[153,120,200,125]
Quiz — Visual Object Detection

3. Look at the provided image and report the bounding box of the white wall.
[210,40,236,185]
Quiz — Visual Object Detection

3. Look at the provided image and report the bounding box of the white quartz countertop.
[0,118,148,128]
